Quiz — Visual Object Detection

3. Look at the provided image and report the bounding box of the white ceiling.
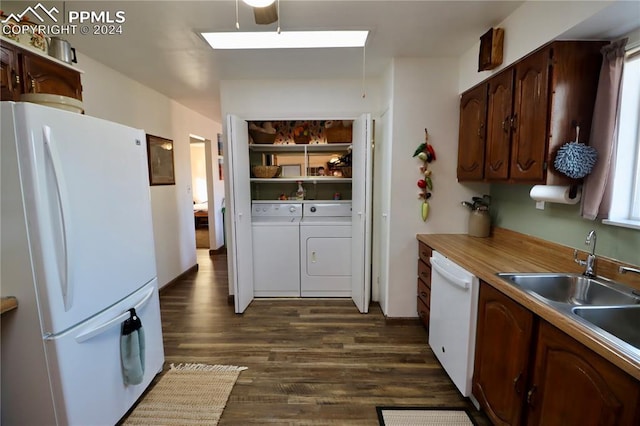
[6,1,638,122]
[64,0,527,121]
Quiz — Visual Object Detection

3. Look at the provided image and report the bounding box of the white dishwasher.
[428,250,479,398]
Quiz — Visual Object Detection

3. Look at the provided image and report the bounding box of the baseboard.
[209,246,227,256]
[159,264,199,293]
[384,317,422,326]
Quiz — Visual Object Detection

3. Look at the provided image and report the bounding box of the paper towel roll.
[530,185,581,205]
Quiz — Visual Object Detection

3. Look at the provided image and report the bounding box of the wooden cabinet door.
[457,84,487,181]
[1,44,20,101]
[472,282,534,426]
[510,49,549,182]
[484,69,514,180]
[21,54,82,100]
[527,321,640,426]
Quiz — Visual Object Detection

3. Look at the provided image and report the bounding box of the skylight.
[201,30,369,50]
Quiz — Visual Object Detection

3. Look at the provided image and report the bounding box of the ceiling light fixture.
[243,0,276,7]
[201,30,369,50]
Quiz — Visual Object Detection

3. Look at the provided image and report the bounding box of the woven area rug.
[124,363,247,425]
[376,407,476,426]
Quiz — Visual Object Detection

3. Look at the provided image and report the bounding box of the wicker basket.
[251,165,281,178]
[326,126,352,143]
[249,130,276,144]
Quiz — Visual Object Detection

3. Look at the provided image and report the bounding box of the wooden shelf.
[250,177,352,183]
[249,143,351,152]
[251,199,351,204]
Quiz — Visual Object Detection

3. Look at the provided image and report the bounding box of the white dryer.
[251,202,302,297]
[300,202,352,297]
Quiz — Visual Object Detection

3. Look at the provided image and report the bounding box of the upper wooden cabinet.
[0,41,82,101]
[1,44,20,101]
[485,68,514,180]
[457,84,487,180]
[458,41,604,183]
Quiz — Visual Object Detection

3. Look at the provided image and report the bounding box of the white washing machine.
[251,202,302,297]
[300,202,352,297]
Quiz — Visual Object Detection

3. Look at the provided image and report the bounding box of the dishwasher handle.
[430,257,471,290]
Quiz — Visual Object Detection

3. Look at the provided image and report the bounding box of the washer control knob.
[289,206,296,212]
[310,206,316,213]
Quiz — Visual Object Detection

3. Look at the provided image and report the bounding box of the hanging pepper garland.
[413,128,436,221]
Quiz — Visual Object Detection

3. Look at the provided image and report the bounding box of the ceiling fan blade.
[253,3,277,25]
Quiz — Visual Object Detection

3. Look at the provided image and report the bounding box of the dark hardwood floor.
[157,249,490,425]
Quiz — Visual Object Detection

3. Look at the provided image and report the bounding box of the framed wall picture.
[146,134,176,185]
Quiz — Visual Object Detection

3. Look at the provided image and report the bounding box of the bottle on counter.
[295,181,306,200]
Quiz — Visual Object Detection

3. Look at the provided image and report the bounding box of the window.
[605,45,640,230]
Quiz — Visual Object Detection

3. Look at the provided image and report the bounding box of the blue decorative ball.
[554,142,598,179]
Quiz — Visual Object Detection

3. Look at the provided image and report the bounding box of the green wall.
[490,184,640,266]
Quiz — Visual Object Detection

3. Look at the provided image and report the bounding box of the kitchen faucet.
[574,230,597,277]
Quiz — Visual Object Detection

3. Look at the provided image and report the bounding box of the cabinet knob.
[502,116,511,132]
[511,114,518,130]
[13,71,20,86]
[513,372,523,395]
[526,385,537,408]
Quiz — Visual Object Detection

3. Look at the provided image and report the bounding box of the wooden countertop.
[417,228,640,381]
[1,296,18,315]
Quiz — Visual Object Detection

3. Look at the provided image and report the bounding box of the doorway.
[190,137,209,249]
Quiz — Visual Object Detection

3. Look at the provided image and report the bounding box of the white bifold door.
[226,113,372,313]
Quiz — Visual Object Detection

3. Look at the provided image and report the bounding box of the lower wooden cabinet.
[417,242,432,329]
[527,321,640,426]
[473,281,640,426]
[473,282,533,426]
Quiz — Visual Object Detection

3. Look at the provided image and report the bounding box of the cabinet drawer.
[418,278,431,308]
[418,242,432,266]
[417,259,431,284]
[417,297,429,329]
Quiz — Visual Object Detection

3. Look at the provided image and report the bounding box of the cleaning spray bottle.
[295,180,306,200]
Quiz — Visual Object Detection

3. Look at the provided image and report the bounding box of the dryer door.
[306,237,351,276]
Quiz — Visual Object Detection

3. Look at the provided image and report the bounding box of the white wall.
[77,52,222,288]
[458,0,611,92]
[190,143,207,203]
[220,79,381,120]
[384,57,488,317]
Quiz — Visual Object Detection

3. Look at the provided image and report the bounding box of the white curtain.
[581,38,628,220]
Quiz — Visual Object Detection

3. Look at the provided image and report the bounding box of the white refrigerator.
[1,102,165,425]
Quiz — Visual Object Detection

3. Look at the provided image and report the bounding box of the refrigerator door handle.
[43,126,74,311]
[73,287,155,343]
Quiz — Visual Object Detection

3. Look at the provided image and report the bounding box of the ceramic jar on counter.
[468,209,491,237]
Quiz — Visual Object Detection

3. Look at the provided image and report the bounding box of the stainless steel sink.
[497,273,640,306]
[572,306,640,351]
[497,272,640,361]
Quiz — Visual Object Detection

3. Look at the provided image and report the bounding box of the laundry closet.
[225,114,372,314]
